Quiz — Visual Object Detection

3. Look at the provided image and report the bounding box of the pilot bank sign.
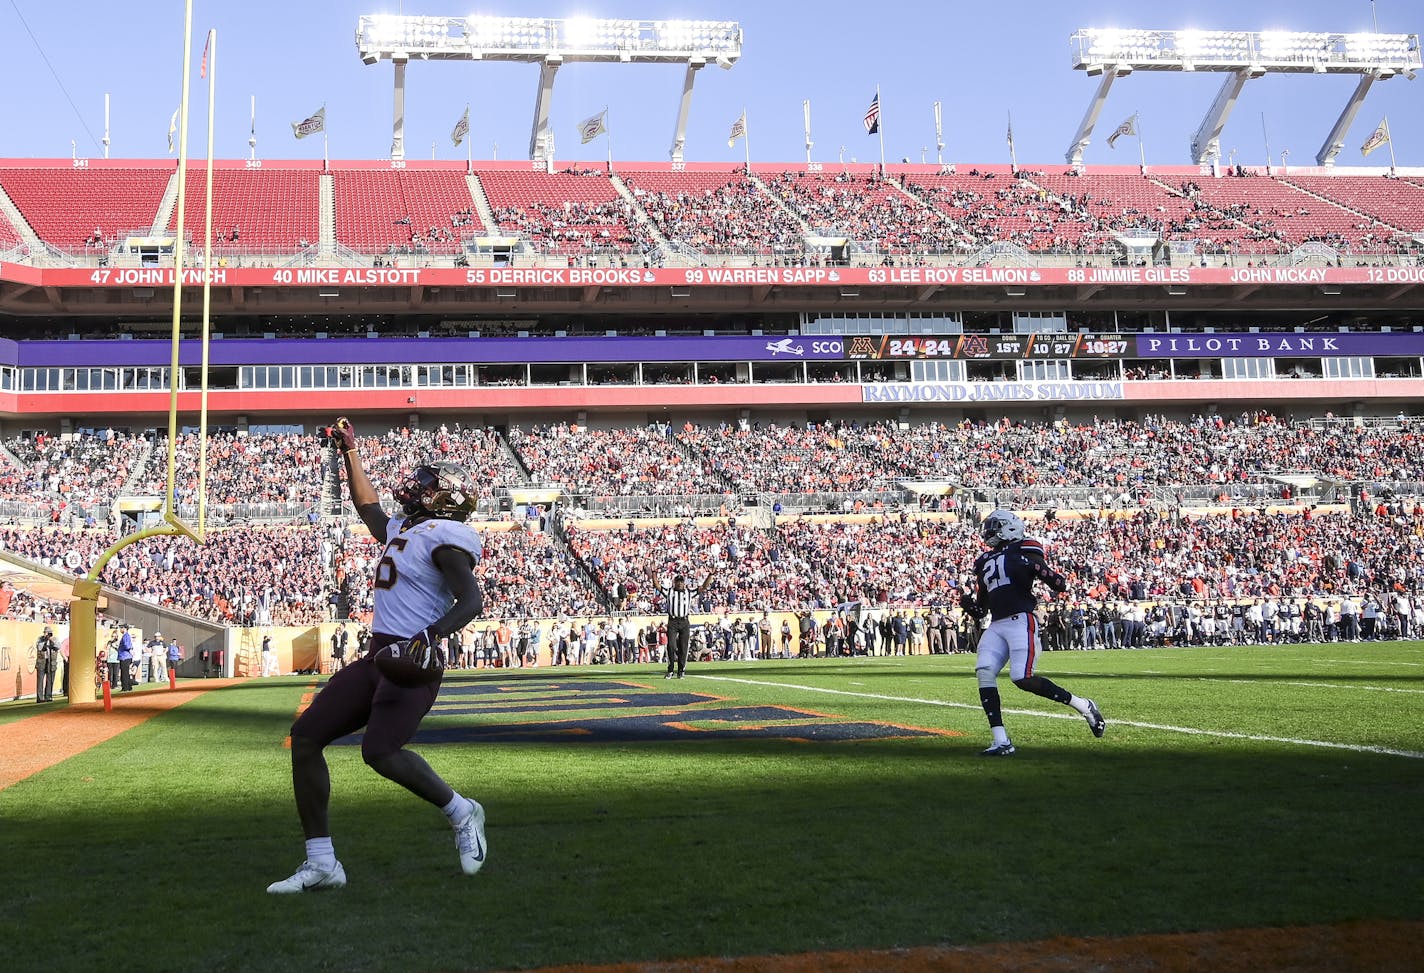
[864,381,1126,403]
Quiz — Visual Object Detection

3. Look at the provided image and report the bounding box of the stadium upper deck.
[2,158,1421,264]
[2,158,1423,426]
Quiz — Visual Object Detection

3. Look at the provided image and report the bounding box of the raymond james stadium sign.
[863,381,1126,403]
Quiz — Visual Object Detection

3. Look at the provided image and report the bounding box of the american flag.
[863,93,880,135]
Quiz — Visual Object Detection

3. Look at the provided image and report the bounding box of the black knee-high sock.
[979,686,1004,727]
[1013,675,1071,705]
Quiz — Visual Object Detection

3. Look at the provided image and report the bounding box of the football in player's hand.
[322,417,357,451]
[374,630,445,687]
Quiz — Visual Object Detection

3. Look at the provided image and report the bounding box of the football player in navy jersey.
[961,509,1106,756]
[268,418,488,893]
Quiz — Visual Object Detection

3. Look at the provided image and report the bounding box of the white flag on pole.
[1360,117,1391,158]
[167,109,179,154]
[452,106,470,147]
[728,110,747,148]
[1106,114,1137,149]
[291,107,325,140]
[578,110,607,144]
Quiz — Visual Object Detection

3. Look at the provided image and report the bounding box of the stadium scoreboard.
[844,334,1133,361]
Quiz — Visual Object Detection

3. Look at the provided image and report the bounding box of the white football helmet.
[981,509,1026,546]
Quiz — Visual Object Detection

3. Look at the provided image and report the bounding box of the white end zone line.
[694,674,1424,761]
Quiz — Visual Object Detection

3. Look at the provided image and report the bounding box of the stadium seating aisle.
[764,171,965,253]
[1173,175,1395,254]
[1282,175,1424,235]
[904,171,1097,252]
[0,211,22,251]
[620,170,806,255]
[477,168,658,255]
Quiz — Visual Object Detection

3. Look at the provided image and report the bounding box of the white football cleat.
[454,800,487,876]
[1084,699,1106,738]
[266,859,346,894]
[980,742,1016,757]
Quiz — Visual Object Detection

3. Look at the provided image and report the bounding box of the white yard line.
[1045,672,1424,695]
[694,674,1424,760]
[1211,678,1424,695]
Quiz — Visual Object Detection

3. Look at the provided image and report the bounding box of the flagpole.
[1136,112,1146,173]
[198,27,216,537]
[742,107,751,172]
[604,106,613,173]
[248,95,257,161]
[875,85,886,177]
[746,109,757,172]
[1385,117,1396,174]
[322,102,329,172]
[1261,112,1271,175]
[467,104,472,171]
[1007,111,1018,174]
[803,100,813,166]
[933,100,944,167]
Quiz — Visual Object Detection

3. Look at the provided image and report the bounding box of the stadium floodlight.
[356,14,742,162]
[1066,27,1421,166]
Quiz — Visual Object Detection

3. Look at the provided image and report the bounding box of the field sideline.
[2,643,1421,973]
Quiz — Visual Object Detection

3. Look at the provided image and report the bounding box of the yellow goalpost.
[68,0,214,704]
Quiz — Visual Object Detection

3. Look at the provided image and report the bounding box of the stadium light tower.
[355,15,742,163]
[1066,28,1421,167]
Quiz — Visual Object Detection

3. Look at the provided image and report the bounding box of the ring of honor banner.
[8,263,1424,291]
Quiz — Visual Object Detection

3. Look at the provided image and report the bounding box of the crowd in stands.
[4,501,1422,643]
[908,172,1097,253]
[507,424,730,498]
[0,523,329,625]
[1,413,1422,641]
[4,414,1422,525]
[350,425,528,508]
[562,504,1424,642]
[675,413,1424,497]
[766,172,967,254]
[622,174,807,255]
[127,432,326,508]
[675,421,901,493]
[489,200,658,255]
[3,429,148,516]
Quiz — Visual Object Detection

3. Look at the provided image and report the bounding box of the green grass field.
[3,643,1422,973]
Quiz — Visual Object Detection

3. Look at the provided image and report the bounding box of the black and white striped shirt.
[661,584,694,619]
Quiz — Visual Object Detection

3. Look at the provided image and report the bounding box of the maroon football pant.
[290,649,441,761]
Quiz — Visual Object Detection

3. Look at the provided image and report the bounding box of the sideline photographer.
[35,626,59,702]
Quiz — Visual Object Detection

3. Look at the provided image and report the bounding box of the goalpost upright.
[67,0,214,704]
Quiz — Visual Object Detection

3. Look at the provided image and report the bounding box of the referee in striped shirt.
[659,573,712,679]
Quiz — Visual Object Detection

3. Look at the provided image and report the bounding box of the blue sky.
[1,0,1418,167]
